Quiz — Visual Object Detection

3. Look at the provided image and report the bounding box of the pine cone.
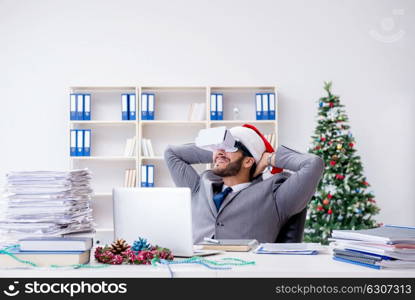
[110,239,130,254]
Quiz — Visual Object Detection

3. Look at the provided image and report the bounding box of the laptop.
[112,187,221,257]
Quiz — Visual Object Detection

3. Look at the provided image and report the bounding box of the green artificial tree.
[304,82,380,244]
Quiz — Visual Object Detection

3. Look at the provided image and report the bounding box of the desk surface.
[1,250,415,278]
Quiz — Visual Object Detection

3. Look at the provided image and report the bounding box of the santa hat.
[229,124,283,174]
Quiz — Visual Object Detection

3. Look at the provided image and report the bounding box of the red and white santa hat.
[229,124,282,174]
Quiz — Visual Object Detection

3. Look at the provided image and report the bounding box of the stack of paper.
[254,243,321,255]
[0,169,94,243]
[124,137,136,157]
[124,169,137,187]
[330,225,415,269]
[141,138,155,157]
[188,103,206,121]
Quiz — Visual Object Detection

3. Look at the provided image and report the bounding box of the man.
[164,124,324,243]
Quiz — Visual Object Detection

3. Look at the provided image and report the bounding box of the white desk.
[1,250,415,278]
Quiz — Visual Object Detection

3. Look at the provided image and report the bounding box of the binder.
[70,94,77,120]
[255,93,262,120]
[147,165,154,187]
[141,93,148,120]
[269,93,276,120]
[83,94,91,120]
[77,94,84,120]
[262,93,269,120]
[210,94,217,120]
[70,130,77,156]
[128,94,136,120]
[216,93,223,120]
[76,130,84,156]
[121,94,129,120]
[148,93,155,120]
[141,165,147,187]
[83,129,91,156]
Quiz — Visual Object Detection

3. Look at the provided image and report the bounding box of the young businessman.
[164,124,324,243]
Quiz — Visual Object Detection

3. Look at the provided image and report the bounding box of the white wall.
[0,0,414,225]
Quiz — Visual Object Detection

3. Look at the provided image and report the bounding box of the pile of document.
[0,169,94,243]
[254,243,321,255]
[330,225,415,269]
[188,102,206,121]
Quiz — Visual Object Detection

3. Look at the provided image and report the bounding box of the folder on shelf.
[121,94,129,120]
[77,94,84,120]
[129,94,136,120]
[76,129,84,156]
[70,94,77,120]
[262,93,269,120]
[132,169,137,187]
[269,93,276,120]
[83,129,91,156]
[216,93,223,120]
[210,94,217,120]
[148,93,155,120]
[256,93,262,120]
[141,93,148,120]
[141,165,147,187]
[83,94,91,120]
[70,129,77,156]
[147,165,154,187]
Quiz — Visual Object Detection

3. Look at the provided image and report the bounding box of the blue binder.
[83,129,91,156]
[262,93,269,120]
[76,94,84,120]
[128,94,136,120]
[121,94,129,120]
[76,129,84,156]
[147,165,154,187]
[70,129,77,156]
[70,94,77,120]
[210,94,217,120]
[148,94,155,120]
[141,93,148,120]
[216,93,223,120]
[255,93,263,120]
[269,93,276,120]
[83,94,91,120]
[141,165,147,187]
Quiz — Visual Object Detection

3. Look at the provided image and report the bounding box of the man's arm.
[164,143,213,193]
[271,145,324,223]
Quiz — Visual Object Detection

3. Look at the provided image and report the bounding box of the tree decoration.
[95,237,174,265]
[304,81,380,244]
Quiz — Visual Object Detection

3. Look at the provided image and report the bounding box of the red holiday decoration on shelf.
[320,137,326,142]
[327,193,333,199]
[348,142,354,148]
[327,209,333,215]
[329,102,334,108]
[329,160,336,166]
[335,174,345,180]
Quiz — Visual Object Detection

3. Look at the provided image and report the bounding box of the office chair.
[275,207,308,243]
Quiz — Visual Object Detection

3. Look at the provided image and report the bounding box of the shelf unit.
[69,86,278,241]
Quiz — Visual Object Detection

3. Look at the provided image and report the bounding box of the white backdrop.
[0,0,414,225]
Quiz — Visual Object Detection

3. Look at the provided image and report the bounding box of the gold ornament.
[337,143,342,150]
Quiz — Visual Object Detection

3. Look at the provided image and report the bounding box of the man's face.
[212,149,245,177]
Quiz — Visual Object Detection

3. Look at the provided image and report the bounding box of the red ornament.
[317,205,324,211]
[368,198,376,203]
[335,174,345,180]
[321,137,326,142]
[327,193,333,199]
[323,199,330,205]
[327,209,333,215]
[349,143,354,148]
[315,145,321,150]
[329,160,336,166]
[363,181,369,186]
[328,141,333,145]
[329,102,334,108]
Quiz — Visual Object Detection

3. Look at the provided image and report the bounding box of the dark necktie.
[213,187,233,211]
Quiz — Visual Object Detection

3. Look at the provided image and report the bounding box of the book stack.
[255,92,276,120]
[188,103,206,121]
[124,169,137,187]
[330,225,415,269]
[124,137,136,157]
[70,129,91,156]
[121,93,136,120]
[0,169,94,243]
[0,237,92,267]
[141,138,155,157]
[70,93,91,120]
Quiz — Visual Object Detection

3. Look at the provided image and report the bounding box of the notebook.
[198,239,258,252]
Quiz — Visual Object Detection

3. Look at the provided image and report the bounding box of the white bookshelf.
[69,86,278,241]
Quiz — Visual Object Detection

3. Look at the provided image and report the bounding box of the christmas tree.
[304,82,380,244]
